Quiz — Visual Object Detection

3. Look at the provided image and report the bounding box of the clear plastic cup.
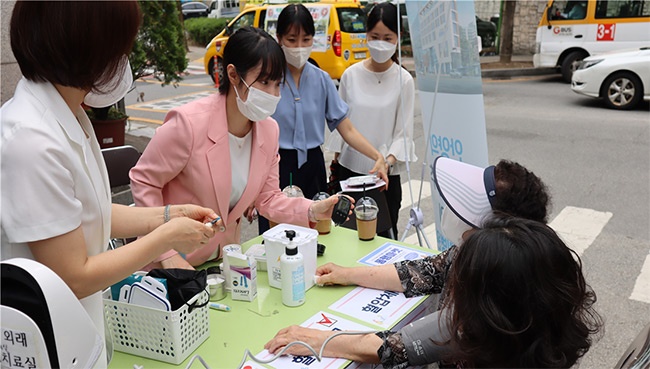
[312,192,331,235]
[355,197,378,241]
[270,185,304,228]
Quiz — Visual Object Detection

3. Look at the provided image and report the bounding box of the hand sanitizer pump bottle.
[281,230,305,307]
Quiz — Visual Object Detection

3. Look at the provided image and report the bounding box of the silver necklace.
[372,71,384,84]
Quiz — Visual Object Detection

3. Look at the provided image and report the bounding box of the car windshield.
[337,8,366,33]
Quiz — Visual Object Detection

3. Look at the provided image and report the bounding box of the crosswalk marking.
[631,253,650,304]
[548,206,612,257]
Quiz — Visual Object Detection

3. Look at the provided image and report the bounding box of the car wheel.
[600,71,643,110]
[561,50,588,83]
[482,32,495,48]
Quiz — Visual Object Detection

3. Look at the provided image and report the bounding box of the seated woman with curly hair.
[265,214,603,368]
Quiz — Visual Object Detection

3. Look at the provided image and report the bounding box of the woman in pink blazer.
[130,27,345,270]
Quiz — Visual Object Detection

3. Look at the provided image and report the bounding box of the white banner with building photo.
[405,0,489,251]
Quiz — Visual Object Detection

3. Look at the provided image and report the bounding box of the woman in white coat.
[1,2,220,367]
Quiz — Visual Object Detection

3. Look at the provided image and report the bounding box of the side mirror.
[546,4,554,29]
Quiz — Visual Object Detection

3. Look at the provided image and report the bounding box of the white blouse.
[228,130,252,210]
[326,61,417,175]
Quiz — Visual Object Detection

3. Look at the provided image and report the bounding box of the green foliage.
[130,1,188,86]
[86,106,128,121]
[184,17,231,46]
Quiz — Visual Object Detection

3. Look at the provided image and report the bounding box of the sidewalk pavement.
[186,45,555,80]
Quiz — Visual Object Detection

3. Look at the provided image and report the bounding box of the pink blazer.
[130,93,312,266]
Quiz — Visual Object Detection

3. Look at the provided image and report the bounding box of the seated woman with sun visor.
[291,156,554,366]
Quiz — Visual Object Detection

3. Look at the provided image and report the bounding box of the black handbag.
[147,268,208,312]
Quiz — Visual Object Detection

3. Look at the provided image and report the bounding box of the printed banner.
[405,0,489,251]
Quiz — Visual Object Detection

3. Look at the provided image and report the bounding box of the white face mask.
[282,45,313,69]
[84,57,132,108]
[367,40,396,64]
[234,77,281,122]
[441,206,473,246]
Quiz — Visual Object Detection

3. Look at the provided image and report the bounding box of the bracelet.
[164,204,171,223]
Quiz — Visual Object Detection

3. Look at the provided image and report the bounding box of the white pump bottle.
[280,230,305,307]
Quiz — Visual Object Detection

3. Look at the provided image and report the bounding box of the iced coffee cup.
[355,197,378,241]
[270,184,305,228]
[312,192,331,235]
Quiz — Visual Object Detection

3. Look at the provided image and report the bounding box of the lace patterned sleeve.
[393,246,457,298]
[375,330,410,369]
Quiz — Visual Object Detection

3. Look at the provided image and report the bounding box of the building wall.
[474,0,548,55]
[1,0,19,106]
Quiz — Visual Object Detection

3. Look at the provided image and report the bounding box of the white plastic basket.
[103,289,210,364]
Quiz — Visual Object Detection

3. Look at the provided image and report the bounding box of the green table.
[108,226,436,369]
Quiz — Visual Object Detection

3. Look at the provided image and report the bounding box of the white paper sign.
[328,288,425,329]
[357,243,435,266]
[257,312,373,369]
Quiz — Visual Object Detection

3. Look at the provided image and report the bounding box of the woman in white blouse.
[328,2,417,239]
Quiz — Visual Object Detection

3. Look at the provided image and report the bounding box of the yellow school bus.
[204,0,368,82]
[534,0,650,82]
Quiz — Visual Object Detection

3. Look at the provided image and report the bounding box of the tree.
[130,1,188,86]
[499,0,516,63]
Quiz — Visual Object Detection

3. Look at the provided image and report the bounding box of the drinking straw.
[363,183,366,212]
[290,172,293,188]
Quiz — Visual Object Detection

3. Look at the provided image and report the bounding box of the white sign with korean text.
[357,242,436,266]
[329,288,425,329]
[257,311,373,369]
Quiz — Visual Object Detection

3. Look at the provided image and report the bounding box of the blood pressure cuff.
[147,268,208,311]
[399,308,454,366]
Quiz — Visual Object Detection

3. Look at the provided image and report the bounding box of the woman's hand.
[160,253,195,270]
[315,262,354,286]
[309,195,354,221]
[369,157,389,189]
[156,217,216,255]
[265,325,333,356]
[170,204,225,232]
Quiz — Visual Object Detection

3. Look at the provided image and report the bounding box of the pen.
[205,216,226,232]
[205,216,221,226]
[209,302,231,312]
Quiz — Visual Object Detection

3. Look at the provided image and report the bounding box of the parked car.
[204,0,368,82]
[476,16,497,48]
[571,47,650,110]
[208,0,240,19]
[182,2,209,19]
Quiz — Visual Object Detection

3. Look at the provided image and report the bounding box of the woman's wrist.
[308,203,319,223]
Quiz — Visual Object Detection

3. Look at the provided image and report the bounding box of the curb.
[481,67,557,78]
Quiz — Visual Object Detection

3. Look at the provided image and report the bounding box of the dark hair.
[367,2,399,35]
[10,1,141,91]
[276,4,315,39]
[219,26,286,95]
[494,159,550,223]
[445,214,602,368]
[366,2,400,64]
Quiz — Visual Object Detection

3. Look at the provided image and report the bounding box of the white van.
[534,0,650,82]
[208,0,240,19]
